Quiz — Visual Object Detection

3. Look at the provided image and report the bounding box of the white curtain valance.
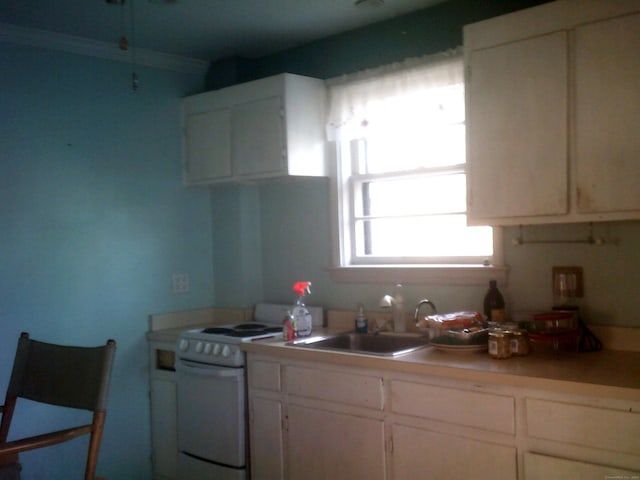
[326,48,464,139]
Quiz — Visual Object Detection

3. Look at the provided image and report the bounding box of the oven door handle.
[176,360,244,378]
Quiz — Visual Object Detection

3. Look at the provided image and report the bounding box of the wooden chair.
[0,332,116,480]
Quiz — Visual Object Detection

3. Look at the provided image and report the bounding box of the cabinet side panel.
[284,75,327,177]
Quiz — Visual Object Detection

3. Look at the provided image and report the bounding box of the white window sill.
[328,264,508,286]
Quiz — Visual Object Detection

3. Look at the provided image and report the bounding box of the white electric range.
[175,303,322,480]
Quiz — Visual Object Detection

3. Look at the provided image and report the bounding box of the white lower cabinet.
[392,424,516,480]
[247,359,285,480]
[150,379,177,479]
[148,341,178,480]
[287,404,386,480]
[524,452,639,480]
[250,397,285,480]
[246,354,640,480]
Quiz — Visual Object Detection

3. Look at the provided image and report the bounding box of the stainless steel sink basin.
[288,333,429,357]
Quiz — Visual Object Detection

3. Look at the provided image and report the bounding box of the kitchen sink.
[288,333,429,357]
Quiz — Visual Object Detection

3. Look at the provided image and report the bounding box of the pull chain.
[130,0,139,91]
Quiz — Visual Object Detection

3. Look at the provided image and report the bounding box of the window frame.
[327,55,506,286]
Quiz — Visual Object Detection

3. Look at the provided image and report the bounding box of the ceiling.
[1,0,448,62]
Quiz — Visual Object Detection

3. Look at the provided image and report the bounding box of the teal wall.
[206,0,551,88]
[0,43,213,478]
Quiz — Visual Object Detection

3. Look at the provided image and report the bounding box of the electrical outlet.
[172,273,189,294]
[552,266,583,298]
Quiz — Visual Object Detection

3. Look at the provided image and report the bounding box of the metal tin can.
[489,330,511,359]
[509,329,530,356]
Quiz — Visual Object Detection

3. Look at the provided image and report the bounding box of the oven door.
[176,359,246,469]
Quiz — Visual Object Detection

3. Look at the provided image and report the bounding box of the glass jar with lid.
[488,330,511,359]
[509,329,530,356]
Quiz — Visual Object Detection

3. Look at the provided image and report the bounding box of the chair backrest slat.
[7,334,116,412]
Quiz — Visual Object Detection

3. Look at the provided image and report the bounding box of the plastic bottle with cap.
[355,303,368,333]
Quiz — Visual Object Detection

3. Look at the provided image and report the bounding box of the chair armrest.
[0,424,93,457]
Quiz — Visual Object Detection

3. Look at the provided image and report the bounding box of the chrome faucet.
[413,298,437,327]
[380,284,405,333]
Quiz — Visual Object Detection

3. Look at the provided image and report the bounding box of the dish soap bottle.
[484,280,506,322]
[282,310,295,341]
[292,281,313,337]
[355,303,368,333]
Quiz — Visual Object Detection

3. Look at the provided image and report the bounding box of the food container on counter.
[419,311,489,347]
[509,329,530,356]
[529,330,579,354]
[488,330,511,359]
[514,310,577,334]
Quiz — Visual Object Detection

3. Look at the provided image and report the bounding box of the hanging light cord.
[130,0,139,91]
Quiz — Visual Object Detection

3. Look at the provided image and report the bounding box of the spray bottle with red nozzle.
[292,281,313,337]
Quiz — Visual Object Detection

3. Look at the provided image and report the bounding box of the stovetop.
[176,303,323,367]
[200,323,284,338]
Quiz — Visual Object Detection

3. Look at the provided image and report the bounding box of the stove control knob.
[221,345,231,358]
[195,342,204,353]
[203,343,212,355]
[178,339,189,352]
[213,344,222,356]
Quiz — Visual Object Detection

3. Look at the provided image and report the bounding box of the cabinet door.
[524,452,640,480]
[150,379,178,479]
[467,31,568,222]
[250,397,284,480]
[392,424,516,480]
[184,108,232,183]
[575,13,640,214]
[232,96,285,177]
[287,404,386,480]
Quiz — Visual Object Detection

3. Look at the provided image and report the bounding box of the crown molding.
[0,22,209,75]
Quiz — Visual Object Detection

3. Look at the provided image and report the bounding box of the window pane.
[361,84,466,174]
[354,215,493,258]
[362,173,467,217]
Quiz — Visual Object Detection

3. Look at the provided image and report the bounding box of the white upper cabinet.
[184,108,232,182]
[467,31,568,220]
[574,13,640,214]
[181,73,327,186]
[464,0,640,225]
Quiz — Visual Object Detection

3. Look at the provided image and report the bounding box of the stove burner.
[234,323,269,331]
[202,327,234,335]
[201,323,282,338]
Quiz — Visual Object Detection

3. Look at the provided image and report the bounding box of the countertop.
[241,328,640,402]
[145,306,640,401]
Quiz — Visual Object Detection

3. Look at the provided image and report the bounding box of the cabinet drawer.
[391,380,515,434]
[249,360,281,392]
[525,398,640,455]
[524,452,640,480]
[286,366,383,410]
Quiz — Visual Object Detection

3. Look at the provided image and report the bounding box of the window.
[327,51,503,284]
